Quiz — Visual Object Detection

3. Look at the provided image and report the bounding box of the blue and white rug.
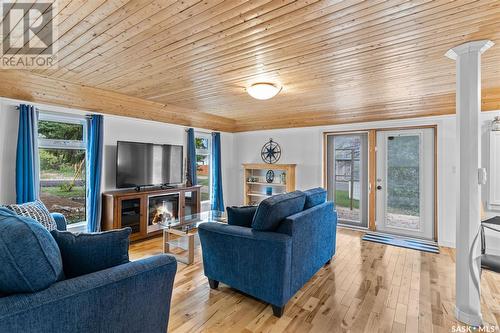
[362,232,439,254]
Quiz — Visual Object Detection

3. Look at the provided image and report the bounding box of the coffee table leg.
[187,234,195,264]
[163,230,170,253]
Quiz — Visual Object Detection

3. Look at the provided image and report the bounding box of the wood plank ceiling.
[1,0,500,132]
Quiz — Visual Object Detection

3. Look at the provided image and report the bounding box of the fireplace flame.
[152,202,173,224]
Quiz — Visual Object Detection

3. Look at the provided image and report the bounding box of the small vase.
[280,172,286,184]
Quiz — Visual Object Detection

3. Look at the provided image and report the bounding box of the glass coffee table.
[159,210,226,265]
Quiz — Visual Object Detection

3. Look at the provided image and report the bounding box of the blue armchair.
[198,189,337,317]
[51,212,67,231]
[0,213,177,333]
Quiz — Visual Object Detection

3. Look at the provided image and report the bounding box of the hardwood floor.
[130,228,500,332]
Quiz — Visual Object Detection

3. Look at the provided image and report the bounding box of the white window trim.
[67,221,87,232]
[195,132,212,204]
[39,112,88,226]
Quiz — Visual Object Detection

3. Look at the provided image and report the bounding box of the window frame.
[38,113,87,150]
[195,132,212,205]
[38,113,88,230]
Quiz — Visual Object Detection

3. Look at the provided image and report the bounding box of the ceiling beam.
[1,70,500,133]
[231,88,500,132]
[0,70,236,132]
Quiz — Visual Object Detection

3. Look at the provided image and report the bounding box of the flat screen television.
[116,141,183,189]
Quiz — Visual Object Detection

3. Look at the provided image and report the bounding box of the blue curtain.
[16,104,40,204]
[86,115,104,232]
[186,128,197,186]
[211,132,224,212]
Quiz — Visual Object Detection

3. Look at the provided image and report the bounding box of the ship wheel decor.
[261,138,281,164]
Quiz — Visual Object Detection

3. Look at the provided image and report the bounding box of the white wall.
[232,113,500,253]
[1,96,499,252]
[0,97,237,208]
[102,116,187,191]
[102,115,238,206]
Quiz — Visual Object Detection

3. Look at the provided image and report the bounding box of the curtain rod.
[15,105,91,118]
[185,128,213,135]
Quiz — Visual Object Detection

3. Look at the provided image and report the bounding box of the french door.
[375,129,435,240]
[326,133,369,228]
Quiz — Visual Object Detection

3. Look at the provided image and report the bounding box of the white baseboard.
[438,240,455,248]
[438,240,500,255]
[455,307,483,327]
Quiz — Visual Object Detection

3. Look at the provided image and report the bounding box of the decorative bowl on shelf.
[266,170,275,183]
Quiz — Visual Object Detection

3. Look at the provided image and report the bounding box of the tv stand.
[101,185,201,241]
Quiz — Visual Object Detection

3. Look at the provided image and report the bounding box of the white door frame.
[375,128,435,240]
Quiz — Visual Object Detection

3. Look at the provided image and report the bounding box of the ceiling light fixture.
[246,83,282,100]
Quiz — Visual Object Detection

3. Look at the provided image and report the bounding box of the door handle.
[376,185,382,190]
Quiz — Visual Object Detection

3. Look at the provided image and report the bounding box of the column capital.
[445,40,494,60]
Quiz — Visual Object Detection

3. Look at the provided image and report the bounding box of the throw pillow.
[226,206,257,227]
[51,228,132,278]
[6,200,57,231]
[303,187,327,209]
[251,191,306,231]
[0,210,64,294]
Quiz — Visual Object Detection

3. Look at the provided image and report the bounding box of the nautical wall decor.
[261,138,281,164]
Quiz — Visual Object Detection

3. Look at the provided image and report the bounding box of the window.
[195,133,211,203]
[38,114,87,226]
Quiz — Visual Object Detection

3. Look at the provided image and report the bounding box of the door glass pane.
[386,135,420,230]
[196,154,210,201]
[195,135,210,203]
[327,134,368,227]
[334,136,360,222]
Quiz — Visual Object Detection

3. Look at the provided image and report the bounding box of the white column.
[445,40,493,326]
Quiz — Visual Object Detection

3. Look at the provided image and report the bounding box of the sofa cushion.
[303,187,327,209]
[51,228,131,278]
[5,200,57,231]
[0,210,63,294]
[227,206,257,227]
[251,191,306,231]
[0,207,16,216]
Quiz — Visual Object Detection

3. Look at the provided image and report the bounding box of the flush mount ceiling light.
[246,83,282,100]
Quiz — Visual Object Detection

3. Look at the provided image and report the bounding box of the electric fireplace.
[148,193,180,227]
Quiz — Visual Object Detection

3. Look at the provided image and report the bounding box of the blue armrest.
[198,223,292,307]
[0,255,177,333]
[51,212,67,231]
[276,201,337,294]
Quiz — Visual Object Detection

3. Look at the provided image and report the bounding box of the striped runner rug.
[362,232,439,254]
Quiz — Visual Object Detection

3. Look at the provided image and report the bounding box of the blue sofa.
[0,212,177,333]
[198,188,337,317]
